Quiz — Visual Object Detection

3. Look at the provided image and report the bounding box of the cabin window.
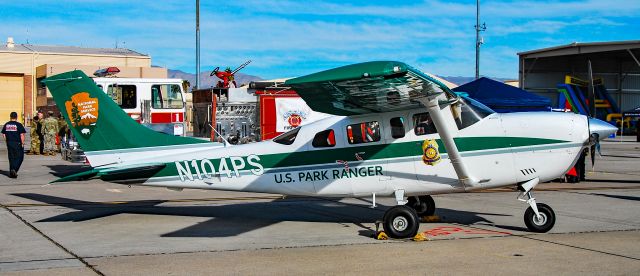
[273,127,300,145]
[346,121,380,144]
[96,84,103,91]
[312,129,336,148]
[107,85,137,109]
[390,117,405,138]
[152,84,184,109]
[452,97,494,130]
[413,113,437,136]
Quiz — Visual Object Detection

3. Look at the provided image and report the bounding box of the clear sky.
[1,0,639,79]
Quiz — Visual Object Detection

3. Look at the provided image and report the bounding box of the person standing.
[37,112,44,155]
[56,113,67,152]
[42,111,59,156]
[28,114,41,155]
[2,112,26,178]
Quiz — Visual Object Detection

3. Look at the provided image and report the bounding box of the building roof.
[518,40,640,59]
[0,43,147,57]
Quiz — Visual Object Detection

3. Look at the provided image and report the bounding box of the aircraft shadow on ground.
[11,193,512,238]
[45,164,93,177]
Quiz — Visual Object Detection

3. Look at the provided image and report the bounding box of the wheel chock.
[421,215,441,223]
[413,232,430,242]
[376,231,388,240]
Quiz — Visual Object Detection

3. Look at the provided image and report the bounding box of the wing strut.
[417,97,481,188]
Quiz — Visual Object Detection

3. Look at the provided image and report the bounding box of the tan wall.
[34,53,150,69]
[0,50,163,119]
[0,51,151,75]
[36,64,167,78]
[0,52,33,74]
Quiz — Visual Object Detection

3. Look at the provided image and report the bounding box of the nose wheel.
[382,205,420,239]
[524,202,555,233]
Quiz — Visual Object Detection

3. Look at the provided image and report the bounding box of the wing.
[284,61,455,116]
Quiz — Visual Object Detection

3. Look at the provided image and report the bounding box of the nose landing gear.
[518,178,556,233]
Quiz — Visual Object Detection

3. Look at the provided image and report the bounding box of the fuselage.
[85,105,589,198]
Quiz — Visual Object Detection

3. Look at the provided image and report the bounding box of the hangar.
[518,40,640,113]
[0,37,166,123]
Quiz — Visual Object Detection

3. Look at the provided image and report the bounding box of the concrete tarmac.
[0,137,638,275]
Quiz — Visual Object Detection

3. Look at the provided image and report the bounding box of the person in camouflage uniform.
[27,114,41,155]
[42,111,59,156]
[57,114,68,152]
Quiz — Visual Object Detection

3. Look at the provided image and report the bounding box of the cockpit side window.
[390,117,405,138]
[451,97,494,130]
[273,127,300,145]
[413,113,437,136]
[312,129,336,148]
[346,121,380,144]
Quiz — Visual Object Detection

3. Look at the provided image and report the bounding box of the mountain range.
[168,69,262,91]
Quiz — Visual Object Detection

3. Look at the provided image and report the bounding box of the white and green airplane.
[44,61,616,239]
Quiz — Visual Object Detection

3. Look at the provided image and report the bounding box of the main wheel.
[407,195,436,216]
[524,203,556,233]
[382,205,420,239]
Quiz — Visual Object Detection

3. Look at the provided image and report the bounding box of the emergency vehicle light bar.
[94,67,121,77]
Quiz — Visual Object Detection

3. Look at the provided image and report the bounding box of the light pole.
[475,0,486,79]
[195,0,200,90]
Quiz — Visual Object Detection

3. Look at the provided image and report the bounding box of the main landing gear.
[381,191,435,239]
[518,178,556,233]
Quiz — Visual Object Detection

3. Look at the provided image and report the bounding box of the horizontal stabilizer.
[51,164,167,183]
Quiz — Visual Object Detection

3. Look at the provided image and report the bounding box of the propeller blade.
[587,60,596,118]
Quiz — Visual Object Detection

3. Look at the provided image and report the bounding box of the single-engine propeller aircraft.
[44,61,616,239]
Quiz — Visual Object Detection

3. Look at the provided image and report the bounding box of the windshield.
[451,96,495,130]
[152,84,184,109]
[273,127,300,145]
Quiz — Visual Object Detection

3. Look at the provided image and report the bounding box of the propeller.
[587,60,598,169]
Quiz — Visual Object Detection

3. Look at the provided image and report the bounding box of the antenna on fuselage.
[208,123,231,147]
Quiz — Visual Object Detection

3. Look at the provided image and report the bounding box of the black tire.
[383,205,420,239]
[407,195,436,216]
[524,203,556,233]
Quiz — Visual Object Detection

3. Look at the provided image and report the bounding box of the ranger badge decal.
[65,92,98,137]
[422,138,441,166]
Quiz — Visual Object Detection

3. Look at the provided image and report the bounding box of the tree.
[71,103,81,126]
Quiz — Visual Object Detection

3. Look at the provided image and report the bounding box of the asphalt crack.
[0,203,105,275]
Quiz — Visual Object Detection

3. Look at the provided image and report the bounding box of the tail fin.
[44,70,207,153]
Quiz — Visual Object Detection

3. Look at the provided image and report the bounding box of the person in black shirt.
[2,112,27,178]
[37,112,44,155]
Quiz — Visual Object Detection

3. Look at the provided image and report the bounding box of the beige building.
[0,37,167,123]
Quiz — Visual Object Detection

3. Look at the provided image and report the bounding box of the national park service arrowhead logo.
[65,92,98,137]
[422,138,441,166]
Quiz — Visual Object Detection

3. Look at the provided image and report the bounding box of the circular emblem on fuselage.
[287,114,302,128]
[422,138,441,166]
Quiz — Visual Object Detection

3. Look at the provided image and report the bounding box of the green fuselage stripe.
[146,136,567,179]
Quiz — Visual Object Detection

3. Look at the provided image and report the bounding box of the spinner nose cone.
[589,118,618,140]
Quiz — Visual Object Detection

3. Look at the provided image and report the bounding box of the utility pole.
[475,0,486,79]
[195,0,200,90]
